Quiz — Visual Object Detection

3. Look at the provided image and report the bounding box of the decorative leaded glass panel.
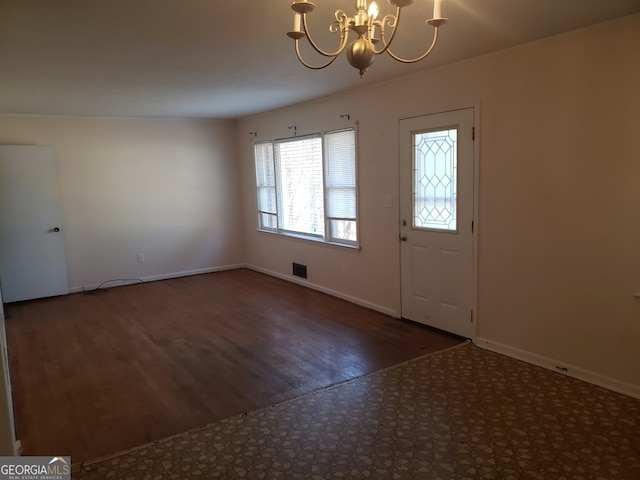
[413,128,457,231]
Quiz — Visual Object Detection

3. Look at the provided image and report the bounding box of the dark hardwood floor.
[4,268,462,463]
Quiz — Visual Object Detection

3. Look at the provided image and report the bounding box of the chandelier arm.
[385,27,439,64]
[302,11,350,58]
[369,8,402,56]
[294,40,341,70]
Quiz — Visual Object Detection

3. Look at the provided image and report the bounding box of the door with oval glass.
[399,108,475,339]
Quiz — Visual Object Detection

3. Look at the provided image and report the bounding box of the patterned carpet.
[73,343,640,479]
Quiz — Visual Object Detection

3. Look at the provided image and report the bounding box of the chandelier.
[287,0,447,76]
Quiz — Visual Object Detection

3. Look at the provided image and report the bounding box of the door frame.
[397,105,480,341]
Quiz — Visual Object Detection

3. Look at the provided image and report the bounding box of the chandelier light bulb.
[368,1,379,20]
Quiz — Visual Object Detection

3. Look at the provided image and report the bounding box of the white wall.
[237,15,640,393]
[0,116,243,290]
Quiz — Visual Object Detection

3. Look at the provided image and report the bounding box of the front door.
[399,108,475,338]
[0,145,69,303]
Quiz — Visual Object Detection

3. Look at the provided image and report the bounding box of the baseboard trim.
[69,264,398,321]
[246,265,399,318]
[476,337,640,400]
[69,264,246,293]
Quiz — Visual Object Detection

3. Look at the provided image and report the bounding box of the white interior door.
[0,145,69,303]
[399,109,475,338]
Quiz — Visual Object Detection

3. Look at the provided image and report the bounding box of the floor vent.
[292,263,307,279]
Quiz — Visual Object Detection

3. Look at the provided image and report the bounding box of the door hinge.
[471,220,474,233]
[472,127,475,140]
[471,310,474,322]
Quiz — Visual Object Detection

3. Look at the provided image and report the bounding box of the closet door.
[0,145,69,303]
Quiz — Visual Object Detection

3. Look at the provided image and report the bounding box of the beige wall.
[0,116,243,290]
[237,15,640,392]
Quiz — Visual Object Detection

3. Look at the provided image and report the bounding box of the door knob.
[399,235,407,241]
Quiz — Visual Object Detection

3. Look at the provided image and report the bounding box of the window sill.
[257,228,361,251]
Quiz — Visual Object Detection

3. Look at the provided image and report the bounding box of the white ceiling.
[1,0,638,119]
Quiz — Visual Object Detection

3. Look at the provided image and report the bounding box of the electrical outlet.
[137,254,144,263]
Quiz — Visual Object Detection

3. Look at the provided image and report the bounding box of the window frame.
[254,127,359,249]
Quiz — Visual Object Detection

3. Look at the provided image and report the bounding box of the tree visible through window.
[254,128,358,247]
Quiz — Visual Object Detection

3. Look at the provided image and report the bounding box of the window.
[413,127,458,231]
[254,128,358,247]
